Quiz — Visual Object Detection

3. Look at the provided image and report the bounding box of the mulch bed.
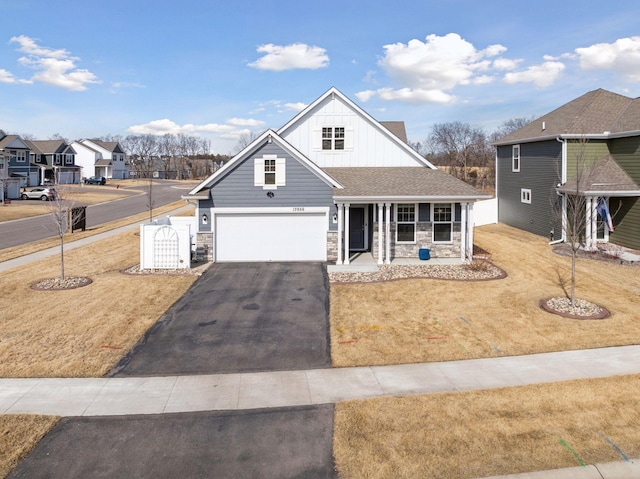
[539,297,610,320]
[329,261,507,284]
[121,262,210,276]
[552,243,640,267]
[31,277,93,291]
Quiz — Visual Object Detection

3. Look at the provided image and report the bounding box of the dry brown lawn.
[331,223,640,367]
[335,374,640,478]
[0,228,197,377]
[0,415,59,478]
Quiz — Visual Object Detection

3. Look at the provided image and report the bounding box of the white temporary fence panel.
[474,198,497,226]
[140,223,192,269]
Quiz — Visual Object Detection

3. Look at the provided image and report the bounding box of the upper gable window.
[65,154,73,165]
[512,145,520,172]
[322,127,345,150]
[254,154,285,190]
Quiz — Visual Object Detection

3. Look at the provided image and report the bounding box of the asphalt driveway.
[8,406,337,479]
[111,262,331,376]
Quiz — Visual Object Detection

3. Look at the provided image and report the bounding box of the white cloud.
[8,35,99,91]
[359,33,513,104]
[284,102,307,112]
[493,58,521,71]
[0,68,21,84]
[503,61,565,87]
[575,36,640,81]
[226,118,265,127]
[355,90,376,102]
[127,119,235,136]
[248,43,329,71]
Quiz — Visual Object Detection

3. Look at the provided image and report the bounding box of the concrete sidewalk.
[3,345,640,417]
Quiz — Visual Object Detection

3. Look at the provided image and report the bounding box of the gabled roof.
[324,167,490,202]
[277,87,434,168]
[0,135,30,150]
[85,139,123,153]
[556,156,640,196]
[186,129,343,197]
[495,89,640,145]
[380,121,408,143]
[24,140,70,155]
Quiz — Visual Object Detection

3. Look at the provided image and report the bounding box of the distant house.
[185,87,489,263]
[494,89,640,250]
[71,139,129,179]
[0,131,36,189]
[25,140,81,184]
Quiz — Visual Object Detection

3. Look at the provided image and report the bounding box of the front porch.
[327,251,463,273]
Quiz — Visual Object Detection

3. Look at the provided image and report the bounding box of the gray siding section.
[205,142,336,230]
[497,141,562,238]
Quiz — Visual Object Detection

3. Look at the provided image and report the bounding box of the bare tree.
[493,117,536,139]
[427,121,487,182]
[234,130,262,154]
[45,187,78,280]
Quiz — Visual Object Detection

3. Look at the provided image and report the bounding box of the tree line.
[409,117,533,193]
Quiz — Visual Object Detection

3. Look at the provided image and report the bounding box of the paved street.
[0,180,193,249]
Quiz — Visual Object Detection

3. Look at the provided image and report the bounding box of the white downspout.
[556,137,568,242]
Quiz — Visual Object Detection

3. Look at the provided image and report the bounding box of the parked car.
[21,187,57,201]
[84,176,106,185]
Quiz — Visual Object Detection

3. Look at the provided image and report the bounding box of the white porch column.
[377,202,384,265]
[591,196,598,247]
[585,196,593,250]
[384,202,391,265]
[337,203,344,265]
[344,203,351,265]
[460,202,467,262]
[467,203,475,261]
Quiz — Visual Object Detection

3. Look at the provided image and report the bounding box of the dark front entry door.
[349,207,365,250]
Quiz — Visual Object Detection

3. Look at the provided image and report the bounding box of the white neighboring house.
[71,139,130,180]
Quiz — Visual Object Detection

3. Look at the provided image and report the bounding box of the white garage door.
[215,212,328,262]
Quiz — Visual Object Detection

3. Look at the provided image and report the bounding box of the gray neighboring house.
[25,140,81,185]
[185,87,489,264]
[494,88,640,250]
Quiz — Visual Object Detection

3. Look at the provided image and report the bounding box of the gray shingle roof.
[557,156,640,195]
[496,89,640,145]
[324,167,489,200]
[380,121,408,143]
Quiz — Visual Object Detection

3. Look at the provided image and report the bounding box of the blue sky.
[1,0,640,154]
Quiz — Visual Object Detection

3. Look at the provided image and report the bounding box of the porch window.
[396,203,416,243]
[512,145,520,172]
[433,203,453,243]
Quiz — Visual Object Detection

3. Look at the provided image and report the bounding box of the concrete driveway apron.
[111,262,331,376]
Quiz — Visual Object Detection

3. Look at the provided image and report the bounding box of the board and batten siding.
[205,142,337,229]
[280,94,423,168]
[609,136,640,250]
[497,141,562,238]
